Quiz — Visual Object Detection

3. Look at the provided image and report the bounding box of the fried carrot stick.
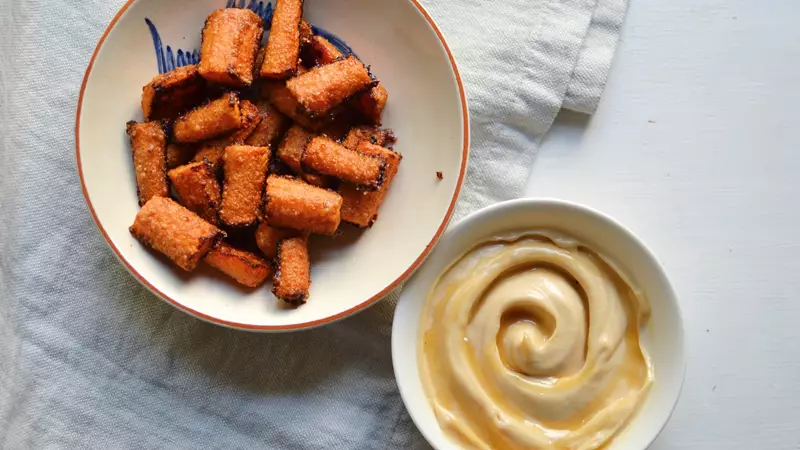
[219,145,271,227]
[264,175,342,235]
[126,121,168,205]
[341,126,396,151]
[353,84,388,125]
[273,234,310,305]
[260,0,304,79]
[141,64,206,121]
[226,99,262,144]
[276,126,334,187]
[205,242,272,287]
[302,136,386,190]
[166,143,196,170]
[244,100,290,147]
[130,197,224,271]
[173,93,242,143]
[255,221,294,259]
[198,8,264,87]
[339,142,402,227]
[168,160,221,224]
[286,56,374,117]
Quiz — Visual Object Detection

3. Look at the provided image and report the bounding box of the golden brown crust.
[299,20,313,48]
[141,64,206,121]
[305,35,343,66]
[260,80,326,130]
[301,173,331,188]
[173,93,242,143]
[260,0,304,79]
[205,242,271,287]
[276,126,334,187]
[226,99,262,144]
[341,125,396,150]
[264,175,342,235]
[272,235,310,305]
[166,143,196,170]
[220,145,270,227]
[168,161,222,224]
[339,142,402,227]
[352,84,388,125]
[244,100,290,147]
[254,221,294,259]
[198,8,264,87]
[286,56,375,117]
[129,197,225,271]
[302,135,386,190]
[276,124,314,173]
[192,144,225,175]
[126,121,169,206]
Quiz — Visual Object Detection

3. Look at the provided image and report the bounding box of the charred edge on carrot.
[216,245,270,270]
[299,144,387,192]
[295,79,379,120]
[271,239,309,306]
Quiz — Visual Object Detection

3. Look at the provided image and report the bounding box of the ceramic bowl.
[76,0,468,330]
[392,198,685,449]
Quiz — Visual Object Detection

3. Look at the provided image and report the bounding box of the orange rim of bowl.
[75,0,469,331]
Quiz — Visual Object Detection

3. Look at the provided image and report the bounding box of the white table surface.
[525,0,800,448]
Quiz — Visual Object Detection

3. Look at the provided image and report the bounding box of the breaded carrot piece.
[297,37,387,124]
[192,144,225,175]
[302,136,386,190]
[205,242,271,287]
[198,8,264,87]
[245,100,289,147]
[130,197,224,271]
[260,80,325,131]
[260,0,304,79]
[227,100,262,144]
[126,121,168,206]
[255,221,294,259]
[166,143,196,170]
[168,161,221,224]
[298,37,386,123]
[353,84,388,125]
[339,142,402,227]
[276,126,333,187]
[318,113,356,141]
[299,20,313,48]
[265,176,342,235]
[173,93,242,143]
[141,64,206,121]
[273,235,310,305]
[342,126,396,150]
[305,35,342,66]
[286,56,374,117]
[184,101,257,170]
[219,145,270,227]
[276,125,314,173]
[301,173,332,188]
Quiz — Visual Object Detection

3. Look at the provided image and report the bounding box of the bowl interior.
[392,198,685,449]
[77,0,466,329]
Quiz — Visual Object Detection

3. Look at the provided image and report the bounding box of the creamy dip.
[419,232,653,450]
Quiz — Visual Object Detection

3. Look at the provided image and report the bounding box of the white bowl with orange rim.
[76,0,468,331]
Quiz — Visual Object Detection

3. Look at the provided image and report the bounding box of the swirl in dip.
[419,232,653,450]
